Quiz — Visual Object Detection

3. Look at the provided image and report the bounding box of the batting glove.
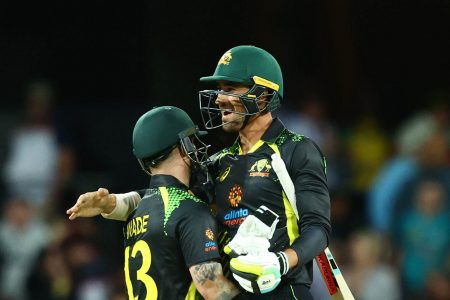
[224,205,279,257]
[230,251,289,294]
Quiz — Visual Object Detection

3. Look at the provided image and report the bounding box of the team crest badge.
[228,184,242,207]
[218,50,232,65]
[249,159,271,177]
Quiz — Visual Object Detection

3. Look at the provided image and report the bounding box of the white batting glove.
[224,205,279,257]
[230,251,289,294]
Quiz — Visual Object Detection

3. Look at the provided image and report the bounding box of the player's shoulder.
[276,128,315,148]
[164,187,212,218]
[277,129,325,160]
[165,186,203,204]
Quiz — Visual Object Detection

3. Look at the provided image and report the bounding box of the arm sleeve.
[288,139,331,265]
[101,191,142,221]
[173,201,222,267]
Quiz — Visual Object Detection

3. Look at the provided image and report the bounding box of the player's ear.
[178,145,190,164]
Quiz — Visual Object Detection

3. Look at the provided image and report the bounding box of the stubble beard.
[222,114,244,133]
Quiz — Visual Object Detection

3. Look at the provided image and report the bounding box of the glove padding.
[224,205,279,257]
[230,251,289,294]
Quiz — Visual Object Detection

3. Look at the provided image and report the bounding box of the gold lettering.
[127,221,133,239]
[132,218,137,236]
[126,215,150,239]
[142,215,149,233]
[136,217,142,235]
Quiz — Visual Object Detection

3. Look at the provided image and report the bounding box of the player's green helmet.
[199,45,284,129]
[133,106,209,174]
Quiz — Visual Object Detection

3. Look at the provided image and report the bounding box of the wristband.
[276,251,289,275]
[101,191,141,221]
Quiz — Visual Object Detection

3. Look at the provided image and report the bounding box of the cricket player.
[69,46,332,299]
[197,45,331,299]
[68,106,244,300]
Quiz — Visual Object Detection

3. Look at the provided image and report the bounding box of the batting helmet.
[199,45,284,129]
[133,106,208,174]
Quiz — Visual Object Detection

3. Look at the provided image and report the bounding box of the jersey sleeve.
[171,200,222,267]
[288,138,331,263]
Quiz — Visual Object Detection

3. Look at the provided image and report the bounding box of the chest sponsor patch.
[223,208,249,226]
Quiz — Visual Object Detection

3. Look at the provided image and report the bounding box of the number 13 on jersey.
[124,240,158,300]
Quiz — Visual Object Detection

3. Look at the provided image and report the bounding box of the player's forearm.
[203,276,241,300]
[101,191,141,221]
[190,261,240,300]
[288,225,328,267]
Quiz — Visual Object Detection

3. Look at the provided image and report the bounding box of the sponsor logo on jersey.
[218,50,232,65]
[205,240,217,252]
[205,228,215,240]
[228,184,242,207]
[223,208,248,226]
[219,166,231,182]
[249,159,272,177]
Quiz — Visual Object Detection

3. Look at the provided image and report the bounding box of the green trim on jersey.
[159,187,204,231]
[214,142,240,161]
[276,129,305,146]
[276,128,327,175]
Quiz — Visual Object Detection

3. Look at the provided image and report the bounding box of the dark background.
[1,0,449,189]
[0,1,449,299]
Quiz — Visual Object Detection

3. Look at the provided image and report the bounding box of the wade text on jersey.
[125,215,149,239]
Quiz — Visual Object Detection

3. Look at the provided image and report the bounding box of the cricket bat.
[271,153,355,300]
[316,248,355,300]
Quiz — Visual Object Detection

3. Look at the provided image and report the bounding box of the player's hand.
[66,188,115,220]
[224,205,279,257]
[230,251,288,294]
[224,224,271,257]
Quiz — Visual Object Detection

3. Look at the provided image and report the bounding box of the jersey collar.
[149,174,189,190]
[260,117,286,143]
[228,118,287,155]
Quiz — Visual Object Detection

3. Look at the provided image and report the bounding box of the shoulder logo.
[205,228,215,240]
[249,159,272,177]
[218,50,232,65]
[204,228,217,252]
[219,166,231,182]
[228,184,242,207]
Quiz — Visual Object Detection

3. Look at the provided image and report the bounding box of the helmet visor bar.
[198,89,273,129]
[179,130,210,166]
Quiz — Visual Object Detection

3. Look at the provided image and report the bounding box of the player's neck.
[239,113,272,154]
[151,156,190,187]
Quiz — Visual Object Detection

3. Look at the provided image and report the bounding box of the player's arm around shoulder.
[189,261,241,300]
[66,188,142,221]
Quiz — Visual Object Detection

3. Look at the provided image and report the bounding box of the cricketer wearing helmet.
[196,45,331,299]
[68,106,244,300]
